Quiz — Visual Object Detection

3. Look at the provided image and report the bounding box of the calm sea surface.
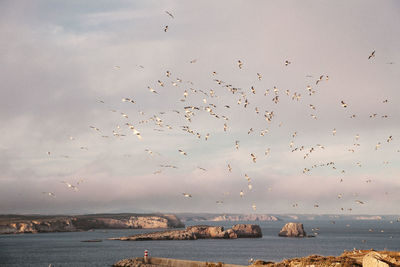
[0,220,399,266]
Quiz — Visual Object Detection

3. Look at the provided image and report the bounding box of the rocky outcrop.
[111,224,262,241]
[278,222,307,237]
[0,214,184,234]
[362,251,399,267]
[231,224,262,238]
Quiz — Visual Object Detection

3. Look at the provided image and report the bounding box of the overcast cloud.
[0,0,399,215]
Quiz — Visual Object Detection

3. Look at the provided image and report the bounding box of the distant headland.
[0,213,184,234]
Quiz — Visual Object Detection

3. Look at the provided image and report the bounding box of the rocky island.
[0,213,184,234]
[278,222,309,237]
[110,224,262,241]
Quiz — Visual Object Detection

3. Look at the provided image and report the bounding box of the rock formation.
[0,214,184,234]
[211,214,280,222]
[110,224,262,241]
[278,222,307,237]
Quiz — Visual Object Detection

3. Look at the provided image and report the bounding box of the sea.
[0,220,399,266]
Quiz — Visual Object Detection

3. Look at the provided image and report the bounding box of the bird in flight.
[227,164,232,172]
[368,50,375,60]
[341,100,348,108]
[182,193,192,198]
[178,149,187,156]
[164,25,168,32]
[165,11,174,19]
[285,60,291,66]
[238,60,243,69]
[250,153,257,163]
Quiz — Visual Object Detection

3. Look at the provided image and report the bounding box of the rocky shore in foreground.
[113,250,400,267]
[110,224,262,241]
[0,214,184,234]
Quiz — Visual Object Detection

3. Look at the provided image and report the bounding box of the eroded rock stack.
[278,222,307,237]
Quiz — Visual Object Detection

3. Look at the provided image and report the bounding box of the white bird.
[252,203,257,211]
[148,86,158,94]
[250,153,257,163]
[178,149,187,156]
[235,141,239,150]
[182,193,192,198]
[61,181,78,191]
[122,98,135,104]
[238,60,243,69]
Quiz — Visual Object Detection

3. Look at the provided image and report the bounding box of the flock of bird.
[42,10,398,218]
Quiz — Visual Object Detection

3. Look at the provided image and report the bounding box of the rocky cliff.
[0,214,184,234]
[110,224,262,241]
[278,222,307,237]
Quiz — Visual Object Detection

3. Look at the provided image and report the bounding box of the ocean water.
[0,220,399,266]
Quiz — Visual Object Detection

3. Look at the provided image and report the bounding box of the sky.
[0,0,399,215]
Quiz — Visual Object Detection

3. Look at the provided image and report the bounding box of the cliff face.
[0,218,76,234]
[0,214,184,234]
[111,224,262,241]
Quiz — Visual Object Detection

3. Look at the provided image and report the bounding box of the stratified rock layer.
[278,222,306,237]
[111,224,262,241]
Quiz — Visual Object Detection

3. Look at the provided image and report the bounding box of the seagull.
[250,153,257,163]
[178,149,187,156]
[182,193,192,198]
[316,75,324,85]
[148,86,158,94]
[227,164,232,172]
[61,181,78,191]
[285,60,291,66]
[355,200,365,204]
[240,190,244,197]
[189,59,197,63]
[333,128,337,136]
[165,11,174,19]
[252,203,257,211]
[368,50,375,60]
[341,100,347,108]
[257,73,262,80]
[122,98,135,104]
[235,141,239,150]
[238,60,243,69]
[164,25,168,32]
[197,167,207,171]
